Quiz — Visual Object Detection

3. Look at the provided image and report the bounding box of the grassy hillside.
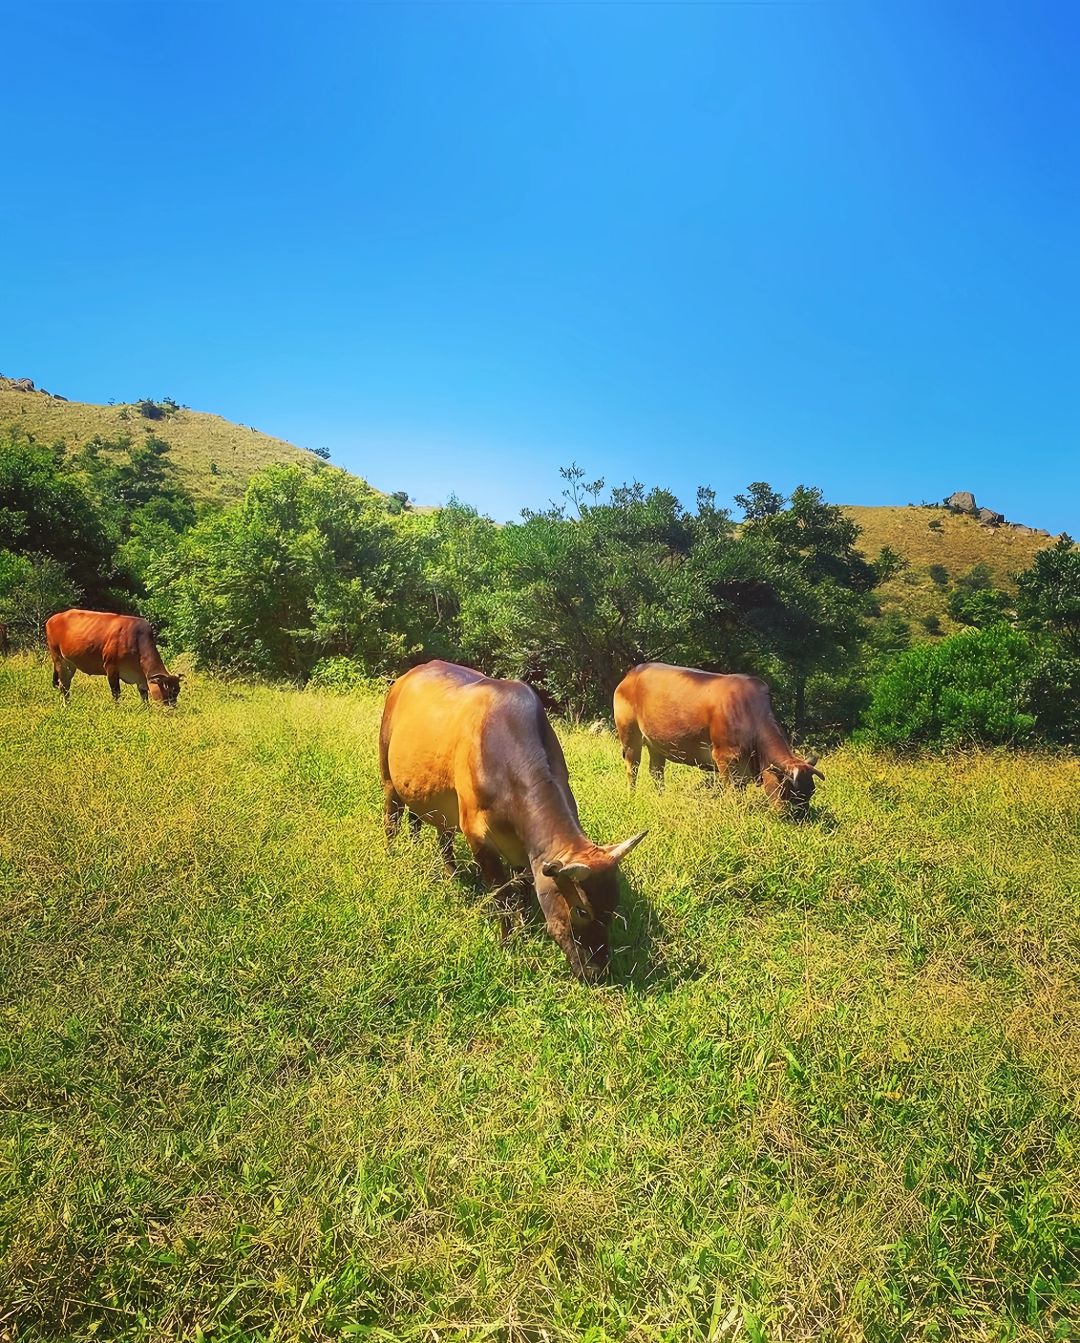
[0,378,319,505]
[1,658,1075,1341]
[845,504,1059,636]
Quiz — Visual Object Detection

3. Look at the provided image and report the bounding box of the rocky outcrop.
[945,490,977,513]
[975,506,1004,526]
[0,376,36,393]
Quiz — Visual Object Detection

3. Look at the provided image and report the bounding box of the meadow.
[0,656,1076,1342]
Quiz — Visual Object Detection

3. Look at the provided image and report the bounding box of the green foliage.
[72,434,197,594]
[146,465,428,679]
[947,563,1011,628]
[862,624,1048,746]
[0,550,80,645]
[0,432,115,605]
[1016,536,1080,654]
[1,663,1076,1341]
[453,475,880,727]
[306,655,389,696]
[928,563,949,587]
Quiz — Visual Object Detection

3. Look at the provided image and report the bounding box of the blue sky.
[3,1,1078,531]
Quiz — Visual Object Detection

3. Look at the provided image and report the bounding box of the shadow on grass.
[449,855,694,994]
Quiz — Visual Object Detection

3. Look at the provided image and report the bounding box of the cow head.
[536,831,647,982]
[148,672,184,707]
[762,754,823,817]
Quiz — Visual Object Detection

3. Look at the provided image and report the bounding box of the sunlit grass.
[1,655,1076,1341]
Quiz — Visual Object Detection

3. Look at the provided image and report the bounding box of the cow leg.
[464,835,524,939]
[406,809,422,839]
[383,786,408,843]
[104,663,122,703]
[710,745,738,787]
[437,828,459,877]
[53,659,74,704]
[138,683,150,707]
[647,746,666,790]
[617,720,642,790]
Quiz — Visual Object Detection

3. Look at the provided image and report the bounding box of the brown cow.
[45,609,183,706]
[614,662,822,815]
[380,660,647,981]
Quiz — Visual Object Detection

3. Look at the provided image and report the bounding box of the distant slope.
[845,504,1059,636]
[0,377,320,504]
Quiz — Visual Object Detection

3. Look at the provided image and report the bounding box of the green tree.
[1016,537,1080,653]
[147,465,426,679]
[0,433,115,604]
[946,563,1010,628]
[0,551,80,645]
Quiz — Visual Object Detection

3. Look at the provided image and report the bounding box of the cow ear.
[541,858,593,882]
[808,765,824,780]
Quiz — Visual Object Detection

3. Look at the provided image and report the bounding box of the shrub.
[307,656,388,696]
[861,624,1043,747]
[928,564,949,587]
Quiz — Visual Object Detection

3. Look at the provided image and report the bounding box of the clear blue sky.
[3,1,1078,531]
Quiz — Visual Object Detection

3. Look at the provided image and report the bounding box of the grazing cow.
[380,660,647,981]
[614,662,822,815]
[45,609,183,706]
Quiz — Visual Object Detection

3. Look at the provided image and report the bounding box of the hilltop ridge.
[0,375,320,505]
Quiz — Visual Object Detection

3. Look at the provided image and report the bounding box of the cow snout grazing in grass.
[614,661,822,816]
[45,609,184,707]
[380,659,646,981]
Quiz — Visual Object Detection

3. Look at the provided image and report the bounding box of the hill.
[0,376,320,505]
[844,503,1060,636]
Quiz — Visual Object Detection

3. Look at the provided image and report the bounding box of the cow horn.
[605,831,648,865]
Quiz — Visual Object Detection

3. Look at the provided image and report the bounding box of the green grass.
[1,657,1077,1341]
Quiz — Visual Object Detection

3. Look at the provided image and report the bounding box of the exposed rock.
[1010,524,1047,537]
[976,506,1004,526]
[945,490,977,513]
[4,376,36,393]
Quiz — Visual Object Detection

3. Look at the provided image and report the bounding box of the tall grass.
[1,656,1076,1341]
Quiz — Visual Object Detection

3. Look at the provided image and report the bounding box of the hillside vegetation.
[0,379,1062,623]
[0,659,1076,1341]
[844,505,1059,637]
[0,378,317,504]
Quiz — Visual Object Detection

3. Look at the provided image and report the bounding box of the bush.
[861,624,1044,747]
[307,656,389,696]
